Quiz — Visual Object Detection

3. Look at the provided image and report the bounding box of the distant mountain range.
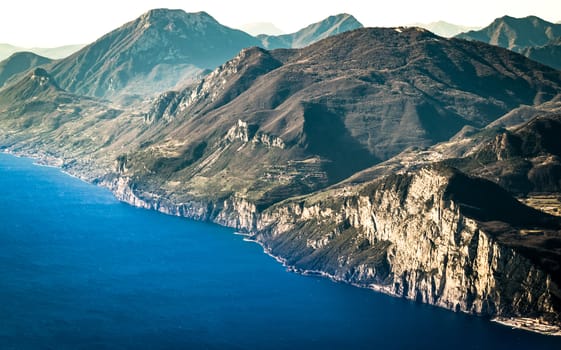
[3,23,560,207]
[0,43,83,61]
[258,14,363,49]
[0,10,363,101]
[411,21,480,37]
[456,15,561,71]
[456,15,561,52]
[1,9,561,334]
[240,22,284,36]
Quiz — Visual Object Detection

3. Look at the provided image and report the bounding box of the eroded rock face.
[256,167,560,324]
[97,165,561,330]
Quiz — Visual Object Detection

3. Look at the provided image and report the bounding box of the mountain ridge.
[258,13,363,49]
[47,8,260,100]
[456,15,561,52]
[412,21,480,37]
[112,26,561,211]
[523,38,561,70]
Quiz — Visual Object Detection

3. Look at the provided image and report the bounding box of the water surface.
[0,153,559,349]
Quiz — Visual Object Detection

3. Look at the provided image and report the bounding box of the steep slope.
[456,15,561,52]
[48,9,260,99]
[114,27,561,211]
[447,111,561,195]
[0,68,141,179]
[258,14,363,49]
[523,38,561,70]
[0,52,52,87]
[253,166,561,334]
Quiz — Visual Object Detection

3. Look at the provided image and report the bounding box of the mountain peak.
[495,14,552,26]
[48,9,259,99]
[310,13,363,31]
[136,8,220,34]
[258,13,363,49]
[140,8,217,24]
[456,15,561,52]
[330,13,355,20]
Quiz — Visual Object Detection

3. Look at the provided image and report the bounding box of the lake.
[0,153,559,349]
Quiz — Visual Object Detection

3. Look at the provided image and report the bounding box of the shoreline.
[239,234,561,337]
[2,150,560,337]
[492,317,561,336]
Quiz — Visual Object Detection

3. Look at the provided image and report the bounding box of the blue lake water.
[0,153,560,350]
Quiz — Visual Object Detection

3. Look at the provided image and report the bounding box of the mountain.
[456,15,561,52]
[446,110,561,195]
[456,15,561,73]
[240,22,284,36]
[47,9,260,100]
[254,163,561,334]
[112,27,561,211]
[0,67,134,178]
[523,38,561,70]
[0,52,52,87]
[258,14,363,49]
[0,67,63,105]
[412,21,480,37]
[113,27,561,329]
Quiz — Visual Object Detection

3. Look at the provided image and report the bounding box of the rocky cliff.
[91,164,561,335]
[256,166,561,334]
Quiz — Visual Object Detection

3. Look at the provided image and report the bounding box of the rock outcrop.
[255,167,561,333]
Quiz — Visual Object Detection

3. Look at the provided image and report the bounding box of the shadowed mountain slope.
[115,27,561,209]
[446,111,561,194]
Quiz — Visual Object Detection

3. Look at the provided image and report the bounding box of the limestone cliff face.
[99,175,259,230]
[256,168,560,324]
[96,167,560,332]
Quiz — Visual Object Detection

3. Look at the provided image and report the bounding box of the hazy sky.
[1,0,560,47]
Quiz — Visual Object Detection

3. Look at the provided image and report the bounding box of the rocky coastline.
[3,150,560,336]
